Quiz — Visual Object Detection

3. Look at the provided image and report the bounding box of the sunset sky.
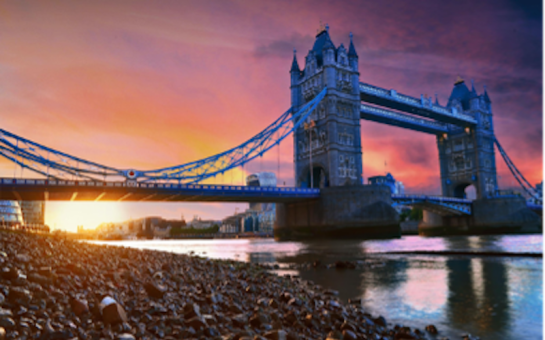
[0,0,542,231]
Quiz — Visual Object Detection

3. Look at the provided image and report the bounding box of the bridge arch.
[453,182,474,199]
[300,163,329,189]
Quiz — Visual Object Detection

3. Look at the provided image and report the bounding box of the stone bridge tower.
[290,26,362,188]
[437,79,498,199]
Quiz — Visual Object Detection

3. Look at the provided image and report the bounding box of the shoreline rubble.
[0,231,444,340]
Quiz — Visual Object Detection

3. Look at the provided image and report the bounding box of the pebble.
[0,231,453,340]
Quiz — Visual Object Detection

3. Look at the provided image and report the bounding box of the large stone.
[28,273,51,285]
[185,316,207,330]
[70,298,89,316]
[8,287,32,304]
[102,303,128,325]
[183,303,201,319]
[144,281,167,299]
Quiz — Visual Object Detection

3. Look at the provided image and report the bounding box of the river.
[94,234,543,340]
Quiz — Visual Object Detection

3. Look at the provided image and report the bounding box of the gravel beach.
[0,231,441,340]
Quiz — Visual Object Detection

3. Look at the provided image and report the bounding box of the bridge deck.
[0,178,320,203]
[360,82,477,127]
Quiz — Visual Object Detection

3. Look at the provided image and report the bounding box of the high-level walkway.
[359,82,477,128]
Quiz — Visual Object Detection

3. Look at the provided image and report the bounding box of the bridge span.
[2,177,539,217]
[0,178,320,203]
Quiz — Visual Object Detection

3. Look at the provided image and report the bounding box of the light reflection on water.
[94,235,542,340]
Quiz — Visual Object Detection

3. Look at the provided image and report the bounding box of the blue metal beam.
[360,104,448,135]
[0,178,320,203]
[0,88,327,184]
[392,194,472,215]
[360,82,477,127]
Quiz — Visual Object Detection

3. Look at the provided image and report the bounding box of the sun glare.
[45,202,127,232]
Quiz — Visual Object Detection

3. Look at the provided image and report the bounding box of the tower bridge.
[0,26,541,238]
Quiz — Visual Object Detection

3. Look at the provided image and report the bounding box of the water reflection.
[276,240,369,301]
[94,235,542,339]
[444,237,510,337]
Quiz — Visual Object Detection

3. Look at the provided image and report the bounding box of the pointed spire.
[483,85,491,103]
[290,49,300,72]
[469,79,478,99]
[322,33,335,50]
[435,93,439,105]
[348,32,358,57]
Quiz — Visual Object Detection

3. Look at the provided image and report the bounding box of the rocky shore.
[0,231,445,340]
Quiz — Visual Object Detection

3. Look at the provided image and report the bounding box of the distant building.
[187,216,219,230]
[221,213,244,233]
[19,201,45,227]
[528,182,543,204]
[0,201,24,227]
[368,173,404,194]
[220,172,277,235]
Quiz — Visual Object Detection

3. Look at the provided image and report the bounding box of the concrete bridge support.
[274,185,400,240]
[418,196,542,235]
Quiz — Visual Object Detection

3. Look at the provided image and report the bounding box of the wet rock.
[38,266,52,277]
[269,299,279,308]
[323,289,339,296]
[374,315,387,327]
[394,332,417,340]
[185,316,207,330]
[327,300,341,309]
[250,313,270,328]
[0,317,14,329]
[340,321,357,333]
[232,314,248,328]
[144,281,167,299]
[425,324,438,334]
[47,329,75,339]
[116,333,136,340]
[28,273,51,286]
[70,298,89,316]
[1,268,20,281]
[15,254,31,263]
[183,303,201,319]
[204,326,220,337]
[326,330,343,340]
[7,286,32,304]
[342,329,357,340]
[102,303,128,325]
[263,330,287,340]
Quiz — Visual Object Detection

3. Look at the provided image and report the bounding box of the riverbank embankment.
[0,231,444,340]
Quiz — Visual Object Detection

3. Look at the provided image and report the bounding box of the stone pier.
[274,185,400,240]
[419,196,542,236]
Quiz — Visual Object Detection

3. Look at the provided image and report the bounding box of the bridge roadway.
[0,178,540,216]
[0,178,320,203]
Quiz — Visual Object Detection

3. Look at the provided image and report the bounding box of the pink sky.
[0,1,541,231]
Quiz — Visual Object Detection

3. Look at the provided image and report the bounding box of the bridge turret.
[290,50,301,109]
[291,25,362,188]
[438,77,498,200]
[348,32,358,71]
[469,80,480,111]
[483,85,492,112]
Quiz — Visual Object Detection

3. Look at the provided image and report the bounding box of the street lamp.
[303,120,316,188]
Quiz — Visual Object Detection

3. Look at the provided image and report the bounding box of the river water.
[96,235,543,340]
